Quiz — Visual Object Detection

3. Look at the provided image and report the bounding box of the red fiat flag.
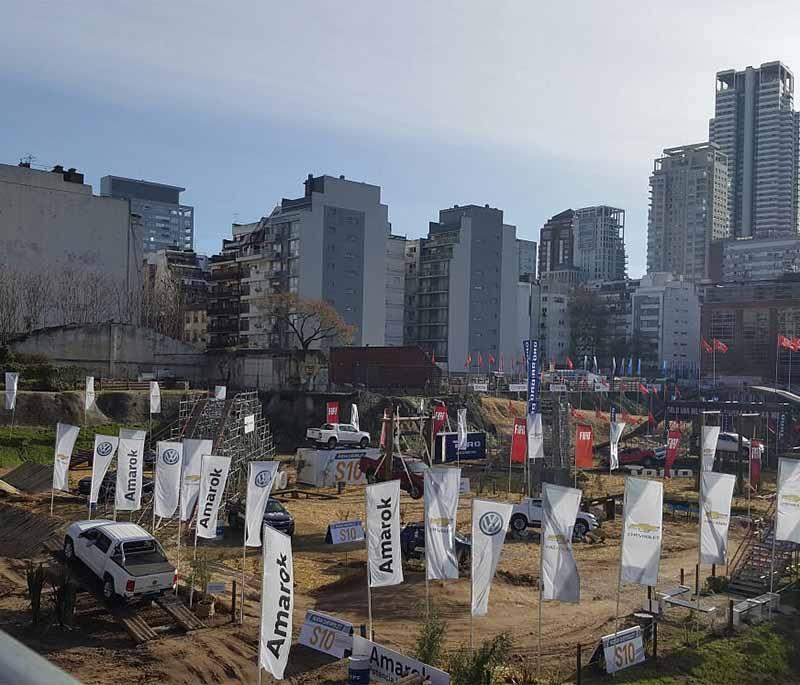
[326,401,339,424]
[465,353,472,368]
[638,383,649,395]
[510,417,527,463]
[575,424,593,468]
[713,339,729,353]
[478,352,484,367]
[566,356,574,370]
[488,353,496,367]
[750,441,762,487]
[779,334,792,349]
[791,338,800,353]
[665,430,681,477]
[432,403,448,436]
[701,338,713,353]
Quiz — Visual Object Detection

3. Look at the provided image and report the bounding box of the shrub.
[448,632,513,685]
[413,611,448,668]
[26,562,45,625]
[49,567,77,627]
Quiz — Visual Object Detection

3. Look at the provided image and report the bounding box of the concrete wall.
[0,164,138,288]
[7,323,206,383]
[207,349,328,391]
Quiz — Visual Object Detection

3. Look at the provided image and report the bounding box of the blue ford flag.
[636,359,641,376]
[627,358,633,376]
[523,340,540,416]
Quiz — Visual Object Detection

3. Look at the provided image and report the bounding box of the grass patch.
[586,614,800,684]
[0,424,148,467]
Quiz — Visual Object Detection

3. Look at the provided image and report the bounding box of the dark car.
[227,497,295,537]
[400,522,471,565]
[359,455,429,499]
[77,472,154,502]
[600,446,657,468]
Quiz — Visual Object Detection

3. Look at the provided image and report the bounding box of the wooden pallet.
[113,607,159,644]
[156,597,206,632]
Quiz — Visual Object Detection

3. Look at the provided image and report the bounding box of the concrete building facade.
[385,234,406,346]
[647,143,730,281]
[574,206,627,282]
[711,235,800,282]
[538,209,575,276]
[101,176,194,254]
[709,61,800,237]
[403,205,524,371]
[517,238,537,279]
[631,273,700,370]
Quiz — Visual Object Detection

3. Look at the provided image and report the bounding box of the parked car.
[306,423,371,449]
[359,455,429,499]
[77,472,154,502]
[399,522,471,565]
[63,520,176,602]
[599,446,657,468]
[510,497,600,537]
[226,497,295,537]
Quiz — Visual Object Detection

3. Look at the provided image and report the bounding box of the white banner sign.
[776,458,800,543]
[84,376,95,411]
[246,461,279,547]
[366,480,403,587]
[609,421,626,471]
[351,404,359,432]
[550,383,567,392]
[699,472,736,565]
[508,383,527,392]
[620,477,663,587]
[214,385,227,400]
[471,499,513,616]
[527,412,544,460]
[4,372,18,411]
[351,636,451,685]
[425,467,462,580]
[259,525,294,681]
[471,383,489,392]
[602,627,645,674]
[180,438,213,521]
[119,428,147,440]
[115,435,146,511]
[456,409,467,450]
[89,434,119,505]
[244,414,255,434]
[154,441,184,519]
[52,422,80,492]
[701,426,720,472]
[149,381,161,415]
[196,455,231,539]
[541,483,582,603]
[328,520,365,545]
[299,610,354,659]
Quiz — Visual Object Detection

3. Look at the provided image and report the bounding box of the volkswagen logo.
[96,442,114,457]
[479,511,505,536]
[162,449,180,465]
[255,470,273,488]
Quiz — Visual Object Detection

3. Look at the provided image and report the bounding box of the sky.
[2,1,799,277]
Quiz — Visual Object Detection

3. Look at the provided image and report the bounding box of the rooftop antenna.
[19,154,37,167]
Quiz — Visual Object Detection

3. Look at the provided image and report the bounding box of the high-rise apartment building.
[208,174,394,349]
[517,238,537,279]
[538,210,575,275]
[647,143,730,281]
[101,176,194,254]
[539,207,626,283]
[574,206,627,281]
[403,204,525,370]
[709,61,800,237]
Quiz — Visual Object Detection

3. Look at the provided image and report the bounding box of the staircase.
[728,503,799,596]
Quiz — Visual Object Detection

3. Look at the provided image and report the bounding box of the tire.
[359,437,369,449]
[63,537,75,561]
[574,520,589,538]
[102,575,116,602]
[410,485,422,500]
[510,514,528,533]
[327,437,337,449]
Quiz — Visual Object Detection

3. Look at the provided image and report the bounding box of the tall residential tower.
[709,61,800,237]
[647,143,729,281]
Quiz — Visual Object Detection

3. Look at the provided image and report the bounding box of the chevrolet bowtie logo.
[629,522,660,533]
[547,534,567,543]
[429,517,450,527]
[186,475,201,482]
[783,494,800,504]
[707,510,728,521]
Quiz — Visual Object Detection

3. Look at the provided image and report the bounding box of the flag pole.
[537,487,545,680]
[257,523,265,685]
[176,483,182,596]
[775,337,780,391]
[614,481,627,636]
[152,457,158,533]
[469,498,475,653]
[364,492,374,639]
[241,533,247,624]
[189,454,203,609]
[768,461,778,620]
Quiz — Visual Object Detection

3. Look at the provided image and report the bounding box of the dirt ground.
[0,457,764,685]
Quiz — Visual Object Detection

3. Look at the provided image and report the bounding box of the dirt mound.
[0,462,53,493]
[0,504,62,558]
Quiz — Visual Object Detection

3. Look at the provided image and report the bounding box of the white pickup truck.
[63,521,176,602]
[510,497,599,537]
[306,423,370,449]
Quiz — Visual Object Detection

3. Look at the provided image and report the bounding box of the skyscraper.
[573,206,627,281]
[709,61,800,237]
[101,176,194,254]
[647,143,729,281]
[538,209,575,275]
